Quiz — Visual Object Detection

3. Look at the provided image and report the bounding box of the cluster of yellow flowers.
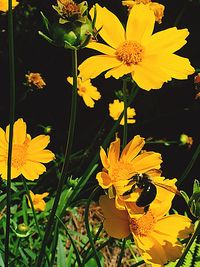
[96,135,194,266]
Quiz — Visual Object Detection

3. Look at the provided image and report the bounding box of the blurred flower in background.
[28,191,49,212]
[25,72,46,89]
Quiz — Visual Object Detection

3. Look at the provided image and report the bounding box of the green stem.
[175,220,200,267]
[36,49,78,267]
[117,239,126,267]
[82,187,101,267]
[122,79,128,149]
[174,1,190,27]
[177,142,200,186]
[5,1,16,266]
[22,177,50,267]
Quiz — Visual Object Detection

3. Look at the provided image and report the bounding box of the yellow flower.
[26,72,46,89]
[99,195,194,266]
[0,118,55,180]
[122,0,165,24]
[78,4,194,91]
[109,99,136,125]
[180,133,193,148]
[0,0,19,12]
[28,191,49,212]
[96,135,164,207]
[67,76,101,108]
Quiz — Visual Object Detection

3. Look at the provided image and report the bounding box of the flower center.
[129,210,157,236]
[135,0,151,4]
[115,41,145,66]
[11,144,28,169]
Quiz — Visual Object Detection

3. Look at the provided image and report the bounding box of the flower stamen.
[115,41,145,65]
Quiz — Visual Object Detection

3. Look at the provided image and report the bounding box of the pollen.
[59,0,80,18]
[10,144,28,169]
[115,41,145,66]
[129,210,157,236]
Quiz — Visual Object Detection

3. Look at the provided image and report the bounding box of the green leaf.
[57,234,67,267]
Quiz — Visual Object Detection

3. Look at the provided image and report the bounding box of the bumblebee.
[122,173,179,212]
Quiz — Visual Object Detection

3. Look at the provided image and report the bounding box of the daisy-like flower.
[109,99,136,125]
[28,191,49,212]
[0,0,19,12]
[0,118,55,180]
[122,0,165,24]
[26,72,46,89]
[99,195,194,266]
[67,76,101,108]
[78,4,194,91]
[96,135,173,209]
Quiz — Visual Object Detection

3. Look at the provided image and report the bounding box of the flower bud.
[15,223,31,237]
[39,1,95,49]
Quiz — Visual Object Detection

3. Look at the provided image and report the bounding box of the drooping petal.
[99,195,130,239]
[86,42,116,56]
[154,215,194,239]
[78,55,121,81]
[105,63,135,79]
[132,151,162,173]
[27,149,55,163]
[121,135,145,163]
[21,161,46,180]
[145,27,189,54]
[27,135,50,153]
[90,4,125,48]
[126,4,155,44]
[6,118,27,145]
[96,172,112,189]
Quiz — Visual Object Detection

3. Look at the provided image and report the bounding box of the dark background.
[0,0,200,211]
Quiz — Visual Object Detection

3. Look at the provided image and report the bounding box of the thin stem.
[82,187,101,267]
[122,79,128,149]
[174,1,190,27]
[117,239,126,267]
[177,142,200,186]
[175,220,200,267]
[5,0,16,266]
[36,49,78,267]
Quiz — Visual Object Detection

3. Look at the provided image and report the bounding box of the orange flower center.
[11,144,28,169]
[134,0,151,3]
[115,41,145,66]
[129,210,157,236]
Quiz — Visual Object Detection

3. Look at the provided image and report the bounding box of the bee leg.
[144,205,150,213]
[122,184,136,196]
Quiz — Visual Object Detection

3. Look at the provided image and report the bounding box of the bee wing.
[155,182,180,196]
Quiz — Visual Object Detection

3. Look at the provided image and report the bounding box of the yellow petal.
[105,64,134,79]
[82,94,95,108]
[86,42,116,55]
[96,172,112,189]
[6,118,27,145]
[132,151,162,173]
[67,76,73,85]
[27,149,55,163]
[90,4,125,48]
[155,215,194,239]
[99,195,130,239]
[0,164,21,180]
[160,54,195,80]
[108,137,120,164]
[0,127,7,149]
[146,27,189,54]
[121,135,145,162]
[78,55,121,81]
[100,147,109,169]
[21,161,46,180]
[126,4,155,44]
[28,135,50,153]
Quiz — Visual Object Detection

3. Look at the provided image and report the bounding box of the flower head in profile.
[96,135,167,208]
[67,76,101,108]
[78,4,194,91]
[0,0,19,12]
[26,72,46,89]
[109,99,136,125]
[28,191,49,212]
[99,194,194,266]
[122,0,165,24]
[0,119,55,180]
